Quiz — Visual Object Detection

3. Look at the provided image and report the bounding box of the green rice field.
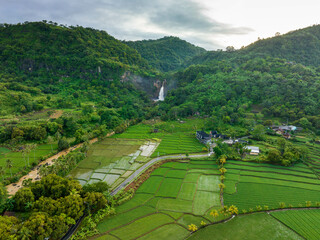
[111,119,206,157]
[224,160,320,211]
[68,138,148,188]
[188,212,302,240]
[271,209,320,240]
[94,159,223,240]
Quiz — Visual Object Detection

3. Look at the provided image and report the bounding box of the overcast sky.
[0,0,319,50]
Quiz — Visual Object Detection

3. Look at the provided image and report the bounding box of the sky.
[0,0,319,50]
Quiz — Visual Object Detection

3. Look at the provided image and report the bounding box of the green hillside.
[159,57,320,132]
[188,24,320,68]
[125,36,206,72]
[0,21,152,79]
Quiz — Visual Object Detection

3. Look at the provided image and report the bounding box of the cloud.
[0,0,253,49]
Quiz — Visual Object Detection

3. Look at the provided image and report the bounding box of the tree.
[58,194,84,220]
[0,183,7,213]
[58,137,69,151]
[82,105,94,115]
[267,149,282,164]
[13,187,35,212]
[228,205,239,215]
[210,209,219,218]
[22,212,53,240]
[251,124,266,140]
[0,216,20,239]
[263,119,273,126]
[188,223,198,232]
[299,117,312,129]
[219,155,227,165]
[47,136,54,152]
[30,174,82,200]
[83,192,107,213]
[213,146,222,158]
[0,166,4,181]
[226,46,235,52]
[82,181,109,194]
[6,159,13,177]
[277,138,287,154]
[30,143,37,162]
[25,144,32,166]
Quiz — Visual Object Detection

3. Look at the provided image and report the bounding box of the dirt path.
[49,110,63,119]
[6,132,114,196]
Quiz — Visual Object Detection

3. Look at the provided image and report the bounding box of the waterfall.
[158,85,164,101]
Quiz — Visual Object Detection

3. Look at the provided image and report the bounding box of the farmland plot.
[271,209,320,240]
[188,212,303,240]
[94,158,221,239]
[69,138,157,189]
[224,161,320,211]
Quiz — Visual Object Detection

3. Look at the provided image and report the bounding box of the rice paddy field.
[0,143,58,178]
[271,209,320,240]
[68,138,150,188]
[93,158,223,240]
[111,119,206,157]
[299,140,320,177]
[188,212,303,240]
[223,160,320,211]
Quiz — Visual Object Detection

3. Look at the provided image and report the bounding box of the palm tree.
[21,148,27,167]
[31,143,37,162]
[6,159,13,177]
[25,144,31,166]
[47,136,54,152]
[0,166,5,181]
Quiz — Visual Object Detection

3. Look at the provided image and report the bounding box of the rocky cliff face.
[121,72,176,99]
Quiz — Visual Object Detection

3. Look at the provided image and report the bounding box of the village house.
[196,131,211,144]
[245,146,260,155]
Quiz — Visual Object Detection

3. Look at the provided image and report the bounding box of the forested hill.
[0,21,153,81]
[188,24,320,68]
[125,36,206,72]
[0,21,158,119]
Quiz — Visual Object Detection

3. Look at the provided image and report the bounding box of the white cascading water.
[158,85,164,101]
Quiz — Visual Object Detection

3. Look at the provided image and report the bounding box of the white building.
[245,146,260,155]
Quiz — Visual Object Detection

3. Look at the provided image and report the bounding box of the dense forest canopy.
[0,21,320,140]
[125,36,206,72]
[186,24,320,68]
[159,57,320,132]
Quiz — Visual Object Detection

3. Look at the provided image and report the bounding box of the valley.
[0,21,319,240]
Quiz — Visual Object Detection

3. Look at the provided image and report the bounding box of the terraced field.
[271,209,320,240]
[304,143,320,177]
[224,161,320,211]
[94,159,223,240]
[69,138,152,188]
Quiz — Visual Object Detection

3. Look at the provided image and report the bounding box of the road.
[111,153,210,195]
